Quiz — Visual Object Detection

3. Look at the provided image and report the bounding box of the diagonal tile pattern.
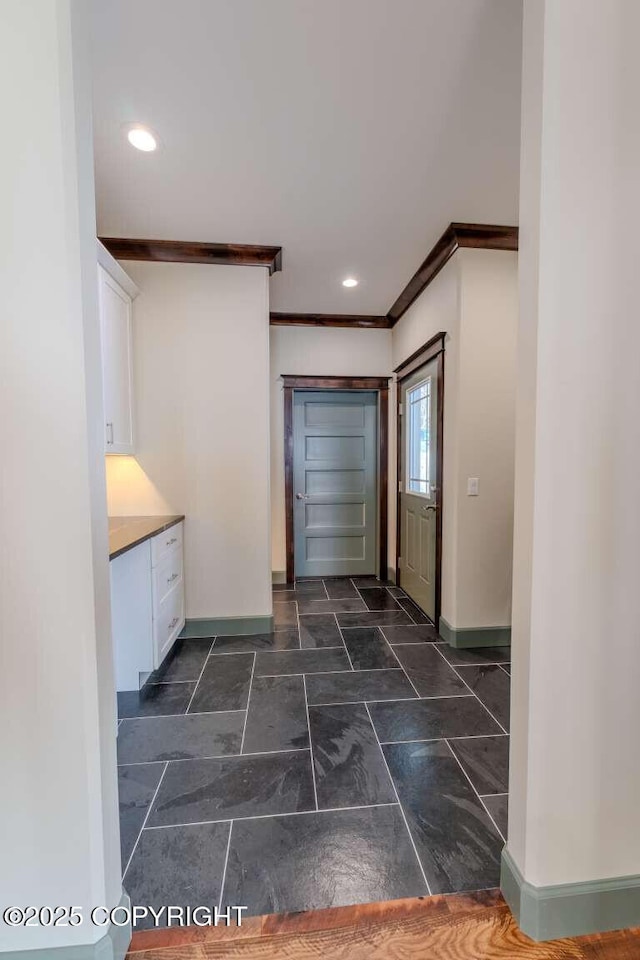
[392,643,469,697]
[147,751,315,826]
[117,577,511,924]
[254,646,350,677]
[447,735,510,796]
[454,664,511,731]
[124,822,230,929]
[117,711,244,764]
[340,626,400,670]
[308,702,396,809]
[382,740,503,893]
[187,652,253,713]
[305,668,417,706]
[299,613,343,648]
[242,675,309,753]
[221,805,428,915]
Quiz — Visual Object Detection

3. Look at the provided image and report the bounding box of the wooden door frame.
[282,375,391,584]
[394,333,446,624]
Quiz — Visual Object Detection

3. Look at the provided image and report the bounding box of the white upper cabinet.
[97,242,139,455]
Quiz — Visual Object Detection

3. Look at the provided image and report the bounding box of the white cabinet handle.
[167,573,178,586]
[167,536,177,547]
[168,617,179,631]
[106,421,114,445]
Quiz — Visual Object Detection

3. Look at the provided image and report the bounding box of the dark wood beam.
[451,222,519,250]
[270,313,391,329]
[281,375,391,390]
[386,223,518,326]
[99,237,283,275]
[100,222,517,318]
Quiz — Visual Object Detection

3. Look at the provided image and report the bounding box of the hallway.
[117,579,510,926]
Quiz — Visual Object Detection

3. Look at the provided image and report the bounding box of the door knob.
[422,504,436,512]
[296,493,308,500]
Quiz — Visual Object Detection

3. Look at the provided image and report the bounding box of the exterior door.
[399,359,439,619]
[293,391,377,577]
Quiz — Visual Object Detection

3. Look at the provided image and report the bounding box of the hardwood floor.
[126,890,640,959]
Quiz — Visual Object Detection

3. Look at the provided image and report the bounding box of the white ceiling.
[91,0,522,314]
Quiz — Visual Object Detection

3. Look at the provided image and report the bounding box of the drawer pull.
[166,536,178,547]
[166,572,179,585]
[168,617,179,631]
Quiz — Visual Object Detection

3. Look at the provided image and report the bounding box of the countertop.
[108,515,184,561]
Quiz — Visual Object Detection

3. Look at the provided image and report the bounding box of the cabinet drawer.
[151,522,183,567]
[153,547,183,606]
[154,579,185,667]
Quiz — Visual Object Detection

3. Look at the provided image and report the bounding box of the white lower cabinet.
[111,541,153,691]
[152,528,185,666]
[111,522,185,691]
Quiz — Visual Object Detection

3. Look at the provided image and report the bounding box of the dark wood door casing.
[395,334,445,625]
[282,375,391,584]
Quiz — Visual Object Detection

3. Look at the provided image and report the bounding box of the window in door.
[406,377,431,497]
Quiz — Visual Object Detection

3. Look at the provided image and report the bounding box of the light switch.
[467,477,479,496]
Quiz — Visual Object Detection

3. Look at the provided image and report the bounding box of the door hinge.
[398,402,403,415]
[398,480,402,493]
[398,557,403,569]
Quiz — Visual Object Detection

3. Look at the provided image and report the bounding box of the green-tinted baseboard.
[438,616,511,648]
[1,891,130,959]
[501,847,640,941]
[180,615,274,638]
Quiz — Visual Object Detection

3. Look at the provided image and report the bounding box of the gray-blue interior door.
[293,391,377,577]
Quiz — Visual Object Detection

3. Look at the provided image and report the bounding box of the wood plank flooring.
[126,890,640,959]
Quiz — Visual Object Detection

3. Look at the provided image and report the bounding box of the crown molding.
[100,222,517,318]
[269,223,517,327]
[386,222,518,326]
[99,237,282,275]
[270,312,391,329]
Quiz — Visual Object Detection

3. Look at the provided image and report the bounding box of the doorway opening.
[395,333,445,624]
[282,376,390,584]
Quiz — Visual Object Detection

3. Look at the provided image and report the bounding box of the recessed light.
[342,277,358,288]
[125,124,158,152]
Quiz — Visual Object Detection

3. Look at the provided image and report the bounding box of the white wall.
[390,249,518,630]
[509,0,640,891]
[391,257,461,609]
[106,262,272,620]
[0,0,121,951]
[270,325,392,575]
[455,249,518,626]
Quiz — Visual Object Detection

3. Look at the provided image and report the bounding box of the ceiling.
[91,0,522,315]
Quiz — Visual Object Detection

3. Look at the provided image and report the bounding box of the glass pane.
[406,377,431,496]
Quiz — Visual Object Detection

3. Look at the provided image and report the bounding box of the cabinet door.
[154,576,185,668]
[110,541,153,691]
[99,265,134,454]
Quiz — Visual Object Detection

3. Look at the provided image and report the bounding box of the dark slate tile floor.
[117,577,511,924]
[124,822,230,930]
[242,675,309,753]
[341,626,401,669]
[382,741,503,894]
